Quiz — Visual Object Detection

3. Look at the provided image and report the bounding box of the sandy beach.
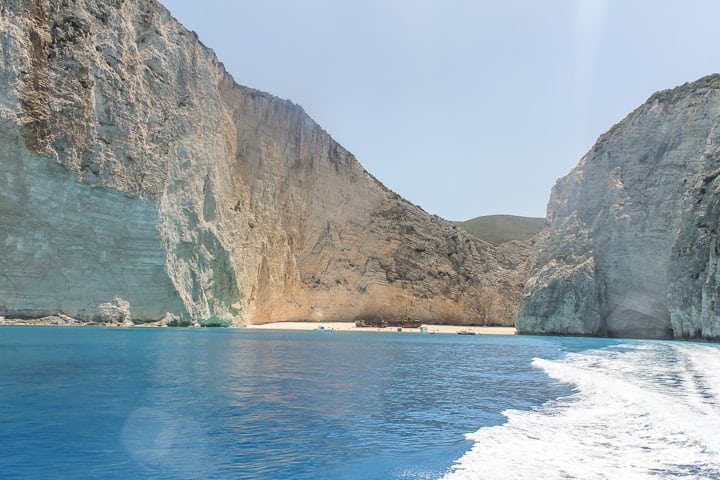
[0,316,516,334]
[246,321,516,335]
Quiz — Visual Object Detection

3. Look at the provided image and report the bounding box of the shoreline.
[246,321,516,335]
[0,316,517,335]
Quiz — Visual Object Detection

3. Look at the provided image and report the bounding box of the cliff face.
[517,75,720,339]
[0,0,530,326]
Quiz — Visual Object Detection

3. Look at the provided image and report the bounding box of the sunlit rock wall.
[0,0,531,325]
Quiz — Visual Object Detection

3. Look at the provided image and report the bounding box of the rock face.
[0,0,531,326]
[517,75,720,339]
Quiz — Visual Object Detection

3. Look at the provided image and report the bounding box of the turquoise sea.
[0,327,718,479]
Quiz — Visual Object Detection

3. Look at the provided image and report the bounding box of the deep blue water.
[0,327,621,479]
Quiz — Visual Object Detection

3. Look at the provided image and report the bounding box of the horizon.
[161,0,720,221]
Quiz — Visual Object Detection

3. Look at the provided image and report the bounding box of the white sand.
[245,321,516,335]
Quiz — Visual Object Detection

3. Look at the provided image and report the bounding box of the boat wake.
[442,341,720,479]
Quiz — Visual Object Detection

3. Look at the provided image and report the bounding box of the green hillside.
[456,215,545,245]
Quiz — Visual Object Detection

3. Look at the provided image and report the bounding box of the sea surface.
[0,327,718,479]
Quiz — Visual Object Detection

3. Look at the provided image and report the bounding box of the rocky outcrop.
[517,75,720,339]
[0,0,530,326]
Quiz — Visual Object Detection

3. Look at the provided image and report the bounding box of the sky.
[162,0,720,221]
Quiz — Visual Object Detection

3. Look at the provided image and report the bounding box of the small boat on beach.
[457,329,476,335]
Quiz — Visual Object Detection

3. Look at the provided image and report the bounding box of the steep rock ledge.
[517,75,720,339]
[0,0,531,326]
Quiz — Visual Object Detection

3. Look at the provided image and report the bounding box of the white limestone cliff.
[0,0,530,326]
[517,75,720,339]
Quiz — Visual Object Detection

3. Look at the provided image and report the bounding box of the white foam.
[441,342,720,479]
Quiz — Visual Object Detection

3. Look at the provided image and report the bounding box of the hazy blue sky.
[162,0,720,220]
